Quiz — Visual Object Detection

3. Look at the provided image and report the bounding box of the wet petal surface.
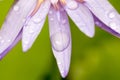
[48,6,71,78]
[0,0,36,54]
[64,0,95,37]
[84,0,120,34]
[22,0,50,52]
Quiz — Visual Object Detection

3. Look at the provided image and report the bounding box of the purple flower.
[0,0,120,78]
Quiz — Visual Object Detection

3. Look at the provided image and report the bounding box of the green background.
[0,0,120,80]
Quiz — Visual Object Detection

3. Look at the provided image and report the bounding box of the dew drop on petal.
[13,5,20,11]
[108,11,116,19]
[33,18,41,23]
[67,0,78,10]
[109,22,117,30]
[50,17,54,21]
[7,39,11,43]
[29,29,34,34]
[49,10,53,14]
[51,32,70,52]
[0,39,5,45]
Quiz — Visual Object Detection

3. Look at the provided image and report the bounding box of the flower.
[0,0,120,78]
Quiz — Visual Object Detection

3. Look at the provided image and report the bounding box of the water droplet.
[51,32,70,52]
[7,39,11,42]
[13,5,20,11]
[67,1,78,10]
[49,10,53,14]
[58,62,61,65]
[29,29,34,34]
[0,39,4,44]
[24,40,29,44]
[109,22,117,30]
[33,18,41,23]
[108,11,116,19]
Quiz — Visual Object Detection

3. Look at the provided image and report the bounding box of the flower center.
[30,0,84,16]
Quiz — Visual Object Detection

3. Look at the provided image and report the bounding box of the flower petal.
[84,0,120,34]
[0,0,36,54]
[64,0,95,37]
[48,6,71,78]
[22,0,50,52]
[94,15,120,38]
[0,31,22,60]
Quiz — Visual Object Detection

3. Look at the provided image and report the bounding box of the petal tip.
[85,30,95,38]
[61,70,68,78]
[22,45,29,52]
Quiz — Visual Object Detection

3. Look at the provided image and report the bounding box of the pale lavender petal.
[84,0,120,34]
[0,0,36,54]
[64,0,95,37]
[0,30,22,60]
[22,0,50,52]
[48,6,71,78]
[94,15,120,38]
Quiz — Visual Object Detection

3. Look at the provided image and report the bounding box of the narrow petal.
[48,6,71,78]
[64,0,95,37]
[84,0,120,34]
[94,15,120,38]
[22,0,50,52]
[0,0,36,54]
[0,30,22,60]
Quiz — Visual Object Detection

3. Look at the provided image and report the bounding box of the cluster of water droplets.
[107,10,120,32]
[22,16,43,51]
[0,35,11,54]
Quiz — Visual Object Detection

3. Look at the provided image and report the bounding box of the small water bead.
[58,62,62,65]
[7,39,11,43]
[49,10,53,14]
[13,5,20,11]
[29,29,34,34]
[51,31,70,52]
[33,18,41,23]
[109,22,118,30]
[0,37,5,45]
[0,39,5,44]
[108,11,116,19]
[67,0,78,10]
[23,38,30,45]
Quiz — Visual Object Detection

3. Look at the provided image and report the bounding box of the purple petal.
[0,0,36,54]
[64,0,95,37]
[84,0,120,34]
[22,0,50,52]
[48,6,71,78]
[0,30,22,60]
[94,15,120,38]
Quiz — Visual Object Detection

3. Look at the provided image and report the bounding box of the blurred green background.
[0,0,120,80]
